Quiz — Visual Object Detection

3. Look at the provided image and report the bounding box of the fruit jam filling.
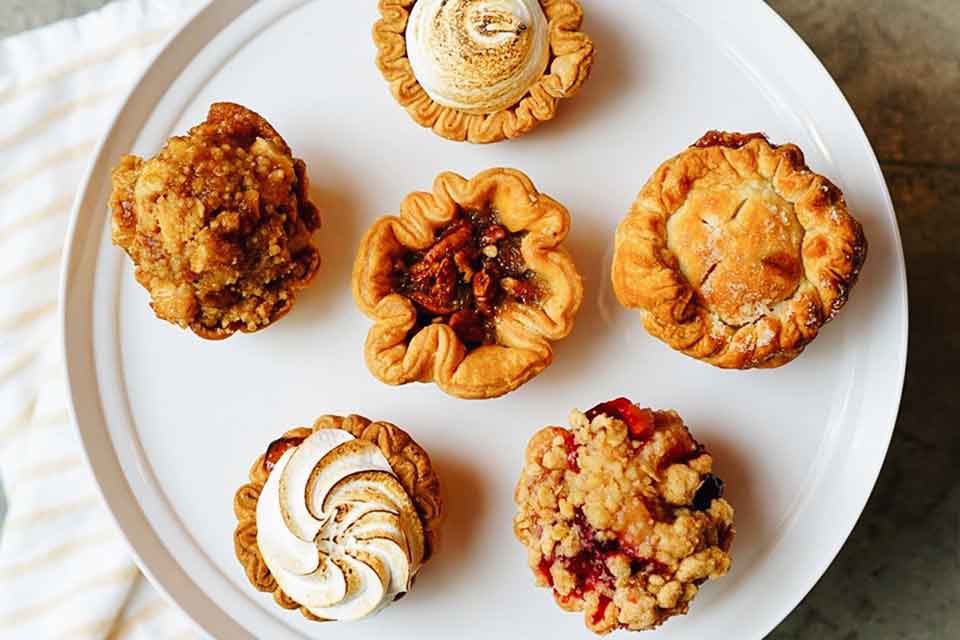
[539,509,668,598]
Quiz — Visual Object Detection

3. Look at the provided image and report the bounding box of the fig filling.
[395,208,543,347]
[263,436,305,471]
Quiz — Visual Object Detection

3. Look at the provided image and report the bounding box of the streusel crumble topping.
[514,398,735,634]
[110,102,320,339]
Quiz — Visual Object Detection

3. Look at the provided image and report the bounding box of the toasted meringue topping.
[406,0,550,114]
[256,429,424,620]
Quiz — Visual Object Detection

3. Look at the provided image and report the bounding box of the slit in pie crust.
[352,168,583,399]
[611,131,867,369]
[373,0,595,144]
[514,398,735,634]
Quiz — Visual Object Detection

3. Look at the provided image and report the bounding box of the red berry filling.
[585,397,655,441]
[263,435,305,471]
[560,429,580,472]
[539,508,666,628]
[592,595,612,627]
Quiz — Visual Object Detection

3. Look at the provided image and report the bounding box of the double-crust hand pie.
[352,168,583,399]
[612,131,867,368]
[233,414,442,622]
[110,102,320,339]
[514,399,734,634]
[373,0,595,143]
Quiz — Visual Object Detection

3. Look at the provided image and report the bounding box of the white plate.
[61,1,908,638]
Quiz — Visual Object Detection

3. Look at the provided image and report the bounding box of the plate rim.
[59,1,909,638]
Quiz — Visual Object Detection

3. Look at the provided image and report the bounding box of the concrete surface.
[1,1,958,638]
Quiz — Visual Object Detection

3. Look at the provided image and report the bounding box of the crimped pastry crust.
[612,131,867,369]
[352,168,583,399]
[233,414,442,622]
[373,0,595,144]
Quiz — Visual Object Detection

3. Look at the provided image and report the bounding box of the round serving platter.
[61,1,908,638]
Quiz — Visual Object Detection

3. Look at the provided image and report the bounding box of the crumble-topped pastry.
[612,131,867,368]
[514,399,734,634]
[110,102,320,339]
[233,414,442,622]
[373,0,595,143]
[352,168,583,399]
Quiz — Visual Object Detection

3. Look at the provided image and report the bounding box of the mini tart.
[233,414,442,621]
[373,0,595,144]
[514,399,735,634]
[352,168,583,399]
[110,102,320,339]
[612,131,867,369]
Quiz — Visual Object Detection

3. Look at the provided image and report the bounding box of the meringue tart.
[373,0,595,144]
[233,414,442,622]
[612,131,867,369]
[352,168,583,399]
[109,102,320,339]
[514,398,735,633]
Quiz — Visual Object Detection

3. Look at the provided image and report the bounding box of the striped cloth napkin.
[0,1,207,637]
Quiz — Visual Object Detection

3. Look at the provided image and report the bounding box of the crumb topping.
[514,399,735,634]
[110,102,320,339]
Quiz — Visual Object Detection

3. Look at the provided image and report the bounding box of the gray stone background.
[0,1,957,638]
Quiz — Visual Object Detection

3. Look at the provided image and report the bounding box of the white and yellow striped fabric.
[0,1,206,637]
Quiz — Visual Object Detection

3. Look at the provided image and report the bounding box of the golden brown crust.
[611,131,867,369]
[352,168,583,399]
[232,415,442,622]
[110,102,320,340]
[373,0,595,144]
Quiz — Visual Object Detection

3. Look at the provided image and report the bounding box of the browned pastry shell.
[373,0,595,144]
[352,168,583,399]
[612,131,867,369]
[232,414,442,622]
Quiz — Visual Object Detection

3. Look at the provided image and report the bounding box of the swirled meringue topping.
[256,429,425,621]
[406,0,550,114]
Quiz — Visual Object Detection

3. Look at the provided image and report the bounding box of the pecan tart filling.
[352,168,583,399]
[514,399,735,634]
[396,207,544,347]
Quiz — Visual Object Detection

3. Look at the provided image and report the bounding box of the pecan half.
[473,267,499,317]
[479,223,508,247]
[407,254,459,314]
[412,222,473,274]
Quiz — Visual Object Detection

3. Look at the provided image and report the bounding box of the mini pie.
[514,398,735,634]
[352,168,583,399]
[233,414,442,622]
[110,102,320,339]
[373,0,595,144]
[612,131,867,368]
